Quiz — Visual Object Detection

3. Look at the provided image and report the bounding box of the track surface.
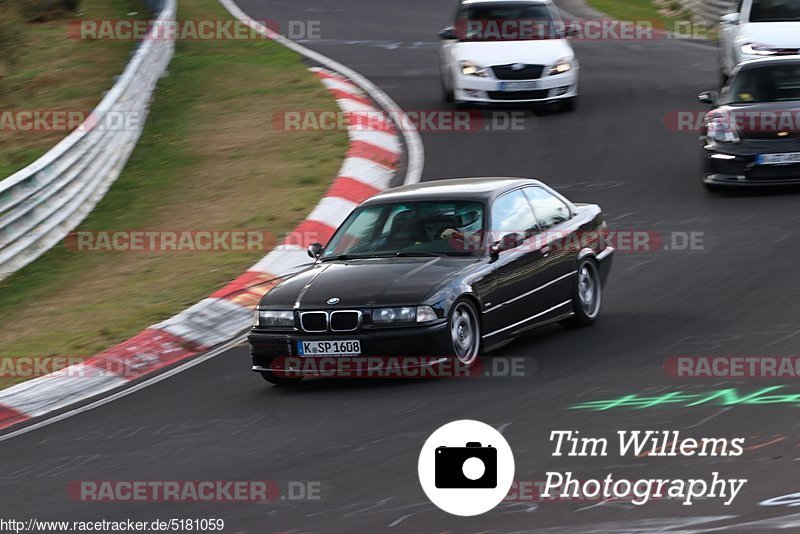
[4,0,800,531]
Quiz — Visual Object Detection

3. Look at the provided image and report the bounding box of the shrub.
[0,4,25,76]
[19,0,80,23]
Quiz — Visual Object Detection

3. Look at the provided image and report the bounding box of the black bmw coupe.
[248,177,614,384]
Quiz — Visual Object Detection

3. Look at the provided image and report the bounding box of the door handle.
[541,245,551,257]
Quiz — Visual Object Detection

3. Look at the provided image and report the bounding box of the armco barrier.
[0,0,176,282]
[684,0,735,24]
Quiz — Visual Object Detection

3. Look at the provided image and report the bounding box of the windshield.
[722,64,800,103]
[749,0,800,22]
[321,201,486,259]
[456,2,561,41]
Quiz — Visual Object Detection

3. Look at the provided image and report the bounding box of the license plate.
[498,80,540,92]
[297,340,361,356]
[756,152,800,165]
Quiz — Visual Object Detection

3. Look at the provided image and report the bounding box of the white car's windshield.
[456,2,561,41]
[321,201,486,259]
[750,0,800,22]
[723,64,800,103]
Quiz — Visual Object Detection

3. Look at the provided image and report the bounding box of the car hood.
[453,39,573,67]
[738,22,800,47]
[259,257,480,309]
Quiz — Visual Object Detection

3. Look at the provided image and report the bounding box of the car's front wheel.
[448,299,481,365]
[561,258,602,328]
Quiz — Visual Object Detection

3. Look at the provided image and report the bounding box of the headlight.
[740,43,777,56]
[460,60,491,77]
[705,111,740,144]
[254,310,295,327]
[548,59,572,76]
[372,306,438,324]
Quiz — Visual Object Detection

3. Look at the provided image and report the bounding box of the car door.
[482,189,554,338]
[522,186,580,313]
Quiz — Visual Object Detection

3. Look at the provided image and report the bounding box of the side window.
[736,0,744,14]
[490,190,538,241]
[523,187,572,231]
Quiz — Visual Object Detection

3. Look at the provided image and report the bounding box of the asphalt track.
[4,0,800,531]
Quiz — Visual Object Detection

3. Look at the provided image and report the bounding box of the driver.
[439,208,483,251]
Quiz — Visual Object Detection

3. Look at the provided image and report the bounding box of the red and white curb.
[0,67,408,432]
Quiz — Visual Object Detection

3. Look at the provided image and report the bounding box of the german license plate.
[297,340,361,356]
[756,152,800,165]
[498,80,540,92]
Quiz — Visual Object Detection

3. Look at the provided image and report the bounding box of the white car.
[719,0,800,79]
[438,0,579,110]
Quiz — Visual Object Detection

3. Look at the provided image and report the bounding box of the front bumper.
[248,320,450,371]
[702,140,800,186]
[454,68,578,103]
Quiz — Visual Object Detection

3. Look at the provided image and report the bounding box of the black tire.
[442,78,454,103]
[561,96,577,112]
[259,358,303,385]
[560,258,602,328]
[447,299,481,366]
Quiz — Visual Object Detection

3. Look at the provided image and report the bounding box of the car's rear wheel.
[448,299,481,365]
[560,258,602,328]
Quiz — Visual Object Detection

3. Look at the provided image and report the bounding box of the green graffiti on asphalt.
[571,385,800,411]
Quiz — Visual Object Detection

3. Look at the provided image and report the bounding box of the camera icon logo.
[418,420,515,516]
[435,442,497,488]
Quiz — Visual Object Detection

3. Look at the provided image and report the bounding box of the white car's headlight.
[705,111,740,144]
[372,306,438,324]
[548,58,573,76]
[740,42,777,56]
[460,60,491,77]
[254,310,295,327]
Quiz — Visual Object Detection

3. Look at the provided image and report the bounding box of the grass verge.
[587,0,717,39]
[0,0,147,177]
[0,0,348,387]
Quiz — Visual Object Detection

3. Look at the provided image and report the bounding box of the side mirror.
[698,90,719,105]
[720,13,740,24]
[438,27,457,40]
[307,242,323,259]
[490,232,523,257]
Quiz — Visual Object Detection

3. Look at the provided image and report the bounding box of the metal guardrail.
[685,0,736,24]
[0,0,176,281]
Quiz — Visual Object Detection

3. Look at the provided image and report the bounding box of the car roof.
[360,177,548,205]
